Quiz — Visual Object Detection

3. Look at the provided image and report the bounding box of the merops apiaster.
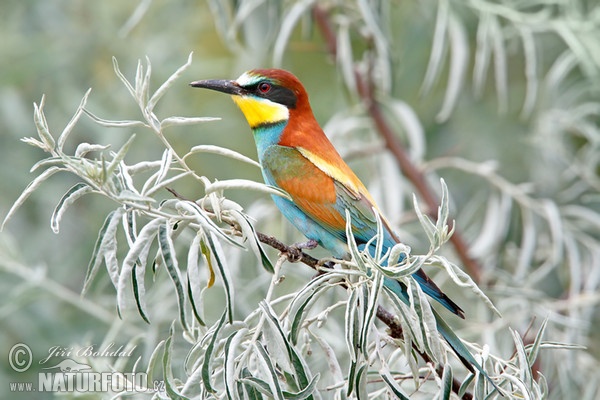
[191,69,492,381]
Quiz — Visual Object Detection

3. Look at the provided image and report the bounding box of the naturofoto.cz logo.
[8,343,165,394]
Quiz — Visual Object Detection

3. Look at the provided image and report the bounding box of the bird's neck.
[252,121,288,161]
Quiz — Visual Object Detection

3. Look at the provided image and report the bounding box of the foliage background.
[1,0,599,399]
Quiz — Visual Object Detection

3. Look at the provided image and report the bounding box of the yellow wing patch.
[296,147,362,197]
[232,96,289,129]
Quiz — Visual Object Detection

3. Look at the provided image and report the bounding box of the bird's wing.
[262,145,395,246]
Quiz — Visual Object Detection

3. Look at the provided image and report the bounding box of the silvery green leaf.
[273,0,315,67]
[436,11,469,122]
[51,183,93,233]
[205,179,292,200]
[2,166,62,231]
[117,218,162,320]
[489,15,507,114]
[379,367,410,400]
[82,208,124,295]
[187,144,261,168]
[148,52,194,111]
[75,143,111,158]
[229,209,274,273]
[204,231,235,322]
[57,88,91,150]
[201,312,228,394]
[187,232,205,326]
[84,109,147,128]
[160,116,220,128]
[112,56,136,99]
[158,222,189,332]
[105,134,136,181]
[421,0,449,95]
[254,342,286,400]
[33,95,55,151]
[162,324,191,399]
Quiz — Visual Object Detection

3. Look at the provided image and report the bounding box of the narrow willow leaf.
[132,260,150,324]
[176,201,244,249]
[163,324,190,400]
[282,373,320,400]
[489,15,508,114]
[158,222,190,331]
[224,328,249,400]
[101,208,125,290]
[240,377,274,398]
[2,166,62,231]
[51,183,92,233]
[310,333,344,394]
[240,368,266,400]
[117,218,162,316]
[511,328,533,386]
[473,12,492,97]
[421,0,449,95]
[254,342,286,400]
[436,11,469,122]
[345,288,359,362]
[57,88,91,150]
[337,22,357,94]
[112,56,136,99]
[105,134,136,181]
[187,144,260,168]
[260,302,311,389]
[205,232,235,322]
[379,368,410,400]
[519,26,538,118]
[412,194,437,246]
[273,0,314,66]
[145,339,165,388]
[82,209,120,295]
[289,273,339,344]
[201,312,228,393]
[200,239,215,288]
[187,233,205,325]
[440,363,453,400]
[345,210,367,272]
[33,96,55,151]
[148,52,193,111]
[74,143,111,158]
[229,209,273,273]
[206,179,292,200]
[386,99,425,162]
[359,272,383,353]
[458,373,475,398]
[84,108,147,128]
[160,116,220,128]
[528,318,548,366]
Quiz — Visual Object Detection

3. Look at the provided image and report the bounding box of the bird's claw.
[283,239,318,263]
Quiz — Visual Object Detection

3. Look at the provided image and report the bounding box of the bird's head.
[190,69,309,129]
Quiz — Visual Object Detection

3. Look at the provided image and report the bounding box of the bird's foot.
[294,239,318,250]
[284,239,318,263]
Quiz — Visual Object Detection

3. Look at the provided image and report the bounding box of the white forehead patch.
[235,71,262,87]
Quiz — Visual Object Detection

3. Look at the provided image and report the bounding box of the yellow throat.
[231,95,289,129]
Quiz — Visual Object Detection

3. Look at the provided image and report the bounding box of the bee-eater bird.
[190,69,492,382]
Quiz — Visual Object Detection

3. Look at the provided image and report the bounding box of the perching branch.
[312,4,482,283]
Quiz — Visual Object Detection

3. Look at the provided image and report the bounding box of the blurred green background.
[1,0,599,398]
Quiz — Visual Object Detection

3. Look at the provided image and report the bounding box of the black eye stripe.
[244,81,297,109]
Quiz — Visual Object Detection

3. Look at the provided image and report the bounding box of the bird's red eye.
[258,82,271,93]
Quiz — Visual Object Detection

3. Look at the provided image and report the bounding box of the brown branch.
[312,4,481,284]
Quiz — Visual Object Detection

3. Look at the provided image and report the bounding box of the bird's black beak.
[189,79,243,96]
